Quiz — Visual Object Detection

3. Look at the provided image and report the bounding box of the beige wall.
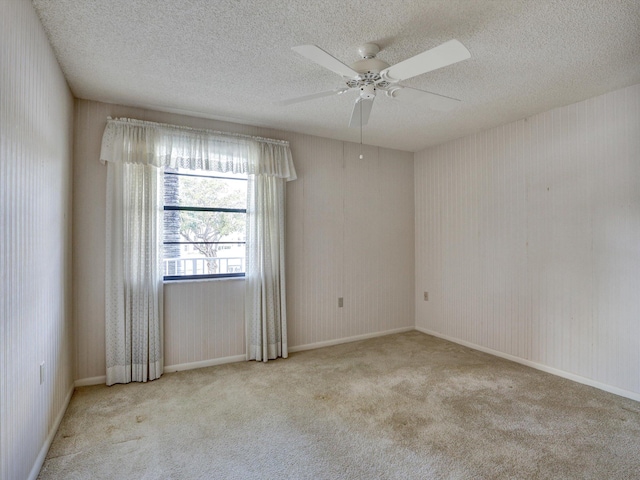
[415,83,640,398]
[0,1,75,478]
[73,100,415,382]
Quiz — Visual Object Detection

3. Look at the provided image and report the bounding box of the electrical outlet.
[40,362,45,385]
[423,292,429,301]
[338,297,344,308]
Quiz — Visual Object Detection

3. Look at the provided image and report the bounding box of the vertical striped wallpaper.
[415,83,640,396]
[0,1,74,479]
[73,100,415,378]
[287,138,416,348]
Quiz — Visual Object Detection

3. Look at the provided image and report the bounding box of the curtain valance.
[100,117,296,181]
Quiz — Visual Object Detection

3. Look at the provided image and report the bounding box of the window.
[163,167,247,280]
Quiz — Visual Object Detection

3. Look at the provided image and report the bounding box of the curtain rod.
[106,117,290,147]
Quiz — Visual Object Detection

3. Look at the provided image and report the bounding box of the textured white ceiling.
[32,0,640,152]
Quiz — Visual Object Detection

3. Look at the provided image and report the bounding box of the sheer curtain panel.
[100,118,296,384]
[245,142,295,362]
[105,161,164,385]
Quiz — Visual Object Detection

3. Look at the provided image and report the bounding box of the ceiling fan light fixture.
[359,84,376,99]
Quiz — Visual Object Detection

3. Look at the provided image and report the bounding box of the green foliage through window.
[163,169,247,279]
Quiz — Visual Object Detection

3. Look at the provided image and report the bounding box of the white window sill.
[163,276,245,285]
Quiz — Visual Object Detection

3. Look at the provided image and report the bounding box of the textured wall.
[73,99,415,381]
[415,83,640,397]
[0,1,74,479]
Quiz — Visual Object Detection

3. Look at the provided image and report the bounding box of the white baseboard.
[74,355,248,383]
[289,326,415,353]
[415,327,640,403]
[28,383,74,480]
[99,328,415,376]
[75,375,106,387]
[73,328,415,383]
[163,354,246,373]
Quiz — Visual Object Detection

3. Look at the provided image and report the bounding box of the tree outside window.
[163,168,246,279]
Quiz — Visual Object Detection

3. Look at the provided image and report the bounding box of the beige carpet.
[38,331,640,479]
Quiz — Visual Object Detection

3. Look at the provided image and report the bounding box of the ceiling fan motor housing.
[347,45,391,99]
[350,57,389,75]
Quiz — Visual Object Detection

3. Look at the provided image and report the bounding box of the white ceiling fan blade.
[381,39,470,82]
[275,87,348,106]
[391,86,461,111]
[349,97,375,128]
[292,45,359,78]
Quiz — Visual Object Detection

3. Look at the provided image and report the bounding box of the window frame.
[163,169,247,281]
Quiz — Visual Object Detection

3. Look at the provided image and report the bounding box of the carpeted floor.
[38,331,640,479]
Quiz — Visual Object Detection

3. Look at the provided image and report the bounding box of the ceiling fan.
[276,40,471,127]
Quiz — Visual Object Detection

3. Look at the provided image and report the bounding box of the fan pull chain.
[359,100,364,159]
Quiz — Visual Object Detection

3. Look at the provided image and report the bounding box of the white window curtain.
[104,160,164,385]
[100,118,296,385]
[245,143,291,362]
